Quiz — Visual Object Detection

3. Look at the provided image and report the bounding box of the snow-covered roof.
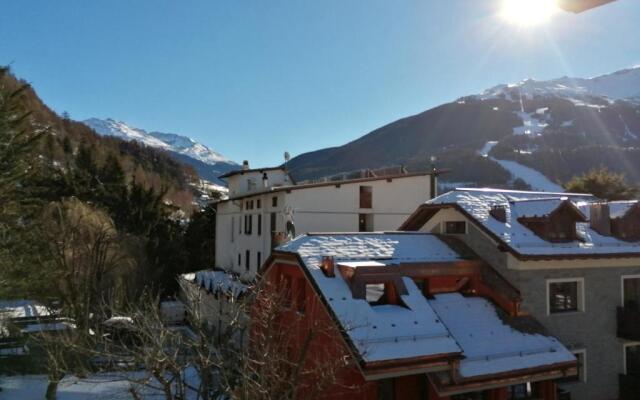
[277,233,462,364]
[430,293,575,378]
[276,233,575,378]
[0,300,51,320]
[182,270,248,297]
[428,188,640,257]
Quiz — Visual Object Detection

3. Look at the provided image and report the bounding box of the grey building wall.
[444,220,640,400]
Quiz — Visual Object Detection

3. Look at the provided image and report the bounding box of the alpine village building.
[398,188,640,400]
[181,159,640,399]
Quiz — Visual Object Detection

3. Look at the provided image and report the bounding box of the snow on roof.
[429,293,575,378]
[0,300,51,320]
[20,321,75,334]
[429,188,640,256]
[277,233,462,363]
[278,232,463,264]
[183,270,248,296]
[277,233,576,378]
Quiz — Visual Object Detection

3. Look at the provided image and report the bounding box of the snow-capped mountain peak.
[83,118,238,185]
[83,118,234,165]
[480,66,640,104]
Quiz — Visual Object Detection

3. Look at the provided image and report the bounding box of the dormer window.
[364,282,408,309]
[517,200,587,243]
[490,205,507,223]
[611,203,640,242]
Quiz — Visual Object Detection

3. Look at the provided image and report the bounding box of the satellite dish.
[284,151,290,162]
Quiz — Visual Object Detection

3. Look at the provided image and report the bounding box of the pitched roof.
[277,233,462,364]
[408,188,640,259]
[430,293,574,379]
[275,233,575,379]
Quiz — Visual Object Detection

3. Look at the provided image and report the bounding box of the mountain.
[481,66,640,104]
[83,118,237,185]
[287,66,640,191]
[0,69,197,210]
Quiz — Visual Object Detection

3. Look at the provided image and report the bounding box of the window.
[238,253,241,267]
[257,214,262,236]
[359,186,372,209]
[365,282,406,308]
[366,283,385,303]
[231,217,235,243]
[272,196,278,207]
[445,221,467,234]
[622,275,640,309]
[507,383,533,399]
[574,350,587,382]
[270,212,276,233]
[359,214,374,232]
[257,252,261,268]
[547,278,584,314]
[245,250,250,271]
[559,349,587,384]
[296,278,306,313]
[624,343,640,377]
[245,215,252,235]
[257,199,261,209]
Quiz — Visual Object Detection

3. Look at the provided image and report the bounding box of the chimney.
[262,172,269,188]
[590,203,611,236]
[490,205,507,223]
[321,256,335,278]
[242,160,249,170]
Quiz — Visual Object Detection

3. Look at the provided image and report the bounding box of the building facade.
[215,162,439,280]
[400,188,640,400]
[259,232,577,400]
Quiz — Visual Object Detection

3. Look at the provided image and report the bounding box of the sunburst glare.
[500,0,559,27]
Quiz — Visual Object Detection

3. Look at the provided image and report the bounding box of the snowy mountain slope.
[481,66,640,104]
[83,118,237,185]
[288,65,640,189]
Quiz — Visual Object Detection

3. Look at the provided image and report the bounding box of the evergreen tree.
[564,167,638,200]
[184,205,216,271]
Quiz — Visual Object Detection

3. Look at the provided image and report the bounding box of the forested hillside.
[0,67,216,316]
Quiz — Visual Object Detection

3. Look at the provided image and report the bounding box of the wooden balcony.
[617,306,640,341]
[619,374,640,400]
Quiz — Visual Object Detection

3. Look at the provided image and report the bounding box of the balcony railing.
[619,374,640,400]
[617,306,640,341]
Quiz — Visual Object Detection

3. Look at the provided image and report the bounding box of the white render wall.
[215,174,433,280]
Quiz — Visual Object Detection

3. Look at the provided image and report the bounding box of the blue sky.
[1,1,639,166]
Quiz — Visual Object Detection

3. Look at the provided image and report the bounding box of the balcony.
[617,306,640,341]
[619,374,640,400]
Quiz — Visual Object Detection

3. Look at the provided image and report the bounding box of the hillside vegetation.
[0,67,216,315]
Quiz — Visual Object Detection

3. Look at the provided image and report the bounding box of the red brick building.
[258,232,577,399]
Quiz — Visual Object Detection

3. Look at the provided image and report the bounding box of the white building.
[214,161,440,280]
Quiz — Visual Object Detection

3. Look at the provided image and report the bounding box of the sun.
[500,0,559,27]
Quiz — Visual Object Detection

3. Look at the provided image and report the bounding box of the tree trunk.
[45,379,59,400]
